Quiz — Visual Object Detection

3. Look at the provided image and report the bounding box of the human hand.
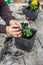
[6,25,22,37]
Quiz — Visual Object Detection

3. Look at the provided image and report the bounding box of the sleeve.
[0,0,15,26]
[0,24,6,33]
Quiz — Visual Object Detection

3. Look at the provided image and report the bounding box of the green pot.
[5,0,10,4]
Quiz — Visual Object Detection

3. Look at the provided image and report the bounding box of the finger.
[11,25,21,31]
[12,33,22,38]
[11,31,21,35]
[9,27,21,32]
[17,33,22,37]
[11,25,20,28]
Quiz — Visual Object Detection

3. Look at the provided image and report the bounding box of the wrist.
[6,26,9,33]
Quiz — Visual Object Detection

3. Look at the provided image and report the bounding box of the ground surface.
[0,4,43,65]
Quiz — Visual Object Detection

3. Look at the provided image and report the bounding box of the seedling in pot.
[21,23,33,38]
[15,22,37,52]
[28,0,39,11]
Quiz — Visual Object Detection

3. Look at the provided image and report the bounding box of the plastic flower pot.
[15,28,37,52]
[22,6,39,21]
[5,0,10,4]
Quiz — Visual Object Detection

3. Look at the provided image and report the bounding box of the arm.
[0,0,22,37]
[0,0,15,33]
[0,0,15,25]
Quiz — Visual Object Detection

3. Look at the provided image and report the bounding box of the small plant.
[29,0,39,11]
[21,23,32,38]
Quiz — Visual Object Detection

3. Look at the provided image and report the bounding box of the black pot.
[15,29,37,52]
[22,6,39,21]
